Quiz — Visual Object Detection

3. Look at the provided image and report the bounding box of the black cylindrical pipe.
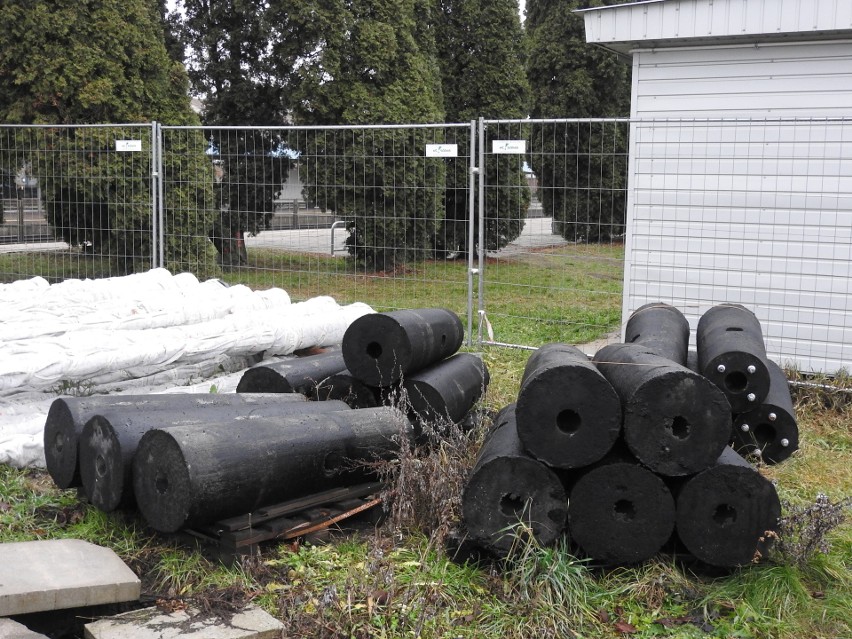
[43,392,306,489]
[403,353,489,426]
[341,308,465,386]
[624,303,691,365]
[675,446,781,567]
[515,343,621,469]
[462,404,568,554]
[314,369,381,409]
[235,348,347,396]
[593,343,732,476]
[697,304,771,413]
[732,360,798,464]
[568,454,676,565]
[132,406,411,533]
[79,399,351,512]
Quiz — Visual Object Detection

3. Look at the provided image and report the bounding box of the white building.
[581,0,852,372]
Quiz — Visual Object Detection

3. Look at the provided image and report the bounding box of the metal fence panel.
[0,123,156,282]
[476,118,629,349]
[160,123,477,335]
[626,117,852,372]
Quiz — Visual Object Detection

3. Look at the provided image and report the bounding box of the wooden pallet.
[184,482,385,562]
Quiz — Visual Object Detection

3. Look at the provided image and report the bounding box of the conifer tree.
[435,0,531,256]
[526,0,631,242]
[0,0,217,275]
[292,0,446,271]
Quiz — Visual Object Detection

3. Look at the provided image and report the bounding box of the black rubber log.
[675,446,781,567]
[568,456,676,565]
[132,406,410,532]
[44,392,305,489]
[462,403,568,554]
[697,304,771,413]
[314,369,381,409]
[732,360,798,464]
[235,348,347,396]
[79,398,351,512]
[624,303,691,365]
[341,308,464,386]
[593,343,732,476]
[403,353,489,426]
[515,343,621,469]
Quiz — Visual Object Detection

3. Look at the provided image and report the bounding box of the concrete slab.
[0,618,51,639]
[83,604,284,639]
[0,539,140,616]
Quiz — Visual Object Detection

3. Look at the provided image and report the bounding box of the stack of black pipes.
[45,307,489,535]
[463,302,793,568]
[238,307,491,434]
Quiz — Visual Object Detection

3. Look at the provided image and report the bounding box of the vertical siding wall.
[625,41,852,372]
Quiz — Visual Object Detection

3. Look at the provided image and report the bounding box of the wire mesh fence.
[475,119,629,348]
[2,117,850,371]
[0,124,156,281]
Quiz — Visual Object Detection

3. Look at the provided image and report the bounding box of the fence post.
[467,120,478,347]
[155,122,165,268]
[150,121,159,269]
[477,117,486,345]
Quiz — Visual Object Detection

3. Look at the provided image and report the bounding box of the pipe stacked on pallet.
[45,307,488,534]
[238,307,490,434]
[45,392,410,532]
[462,303,788,568]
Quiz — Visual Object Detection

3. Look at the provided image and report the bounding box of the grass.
[1,242,850,638]
[1,360,849,638]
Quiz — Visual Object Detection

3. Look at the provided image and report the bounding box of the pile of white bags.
[0,268,374,468]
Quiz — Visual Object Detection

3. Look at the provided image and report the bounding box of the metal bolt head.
[747,393,757,402]
[747,365,757,374]
[740,423,750,433]
[780,438,790,448]
[716,364,726,373]
[768,412,777,422]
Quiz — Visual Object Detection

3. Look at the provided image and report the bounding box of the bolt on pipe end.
[740,423,750,433]
[716,364,726,373]
[747,365,757,374]
[780,438,790,448]
[768,412,777,421]
[747,393,757,402]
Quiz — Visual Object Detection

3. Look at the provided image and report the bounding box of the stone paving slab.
[0,618,51,639]
[0,539,140,616]
[84,604,284,639]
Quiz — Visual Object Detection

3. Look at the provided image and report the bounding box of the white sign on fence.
[425,144,458,157]
[115,140,142,152]
[492,140,526,154]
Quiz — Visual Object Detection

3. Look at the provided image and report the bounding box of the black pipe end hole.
[613,499,636,522]
[556,408,582,435]
[725,371,748,392]
[667,415,691,440]
[500,493,525,519]
[713,503,737,526]
[366,342,382,360]
[95,455,107,478]
[754,422,776,446]
[726,326,744,332]
[155,472,169,496]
